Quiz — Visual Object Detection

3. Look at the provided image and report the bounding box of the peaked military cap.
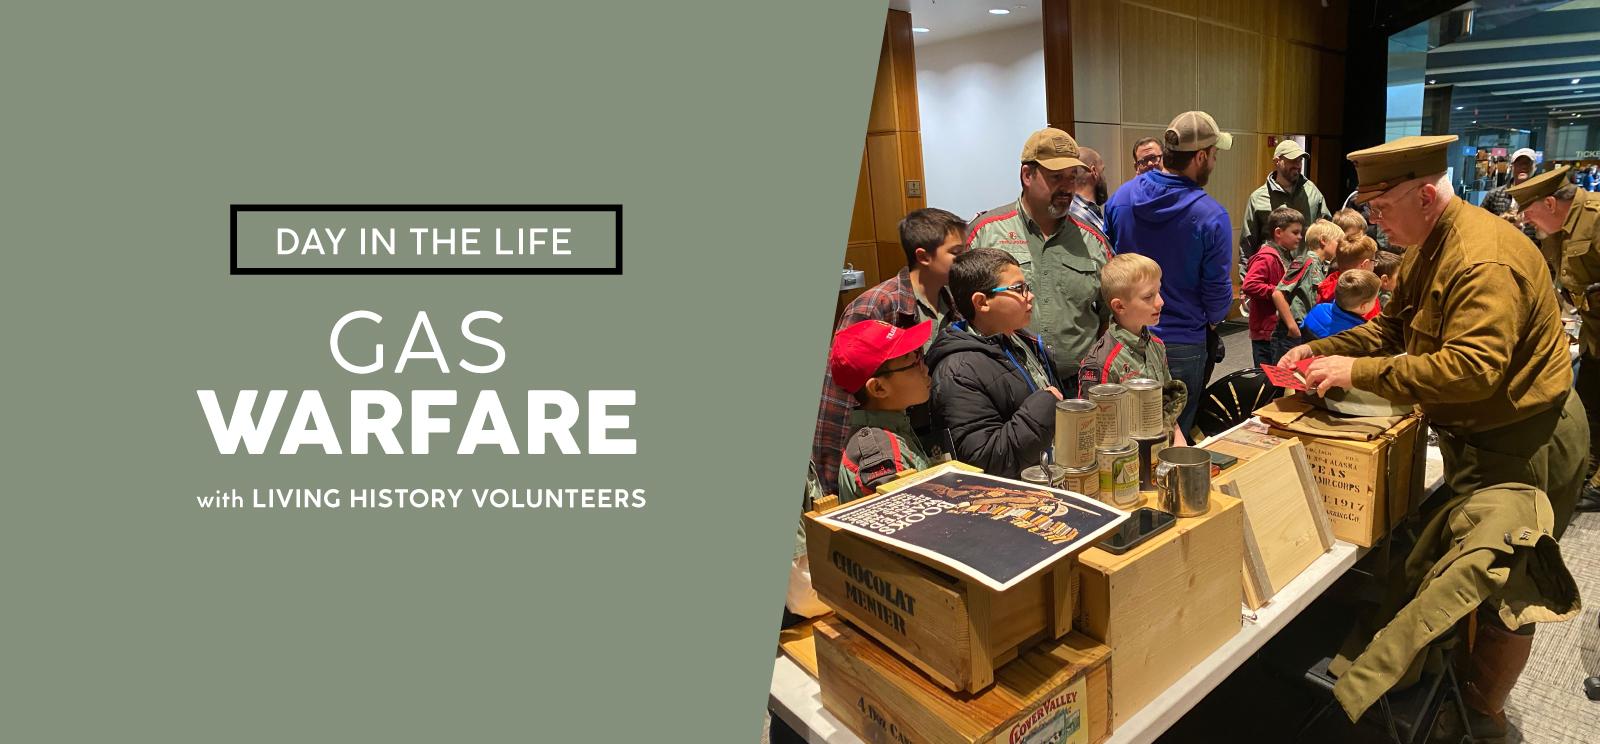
[1347,135,1457,204]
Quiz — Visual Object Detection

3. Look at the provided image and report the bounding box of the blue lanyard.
[956,320,1053,392]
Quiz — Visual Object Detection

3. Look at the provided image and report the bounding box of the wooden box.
[815,617,1111,744]
[803,509,1075,695]
[1259,405,1424,547]
[1075,492,1244,729]
[1211,439,1334,610]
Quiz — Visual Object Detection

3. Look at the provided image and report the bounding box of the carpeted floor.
[1506,510,1600,744]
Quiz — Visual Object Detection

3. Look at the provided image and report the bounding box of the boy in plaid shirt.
[810,208,965,494]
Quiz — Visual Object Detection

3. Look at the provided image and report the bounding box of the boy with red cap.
[829,319,936,503]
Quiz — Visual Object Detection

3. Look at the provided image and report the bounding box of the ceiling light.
[912,27,929,33]
[1429,79,1437,84]
[1575,78,1584,84]
[1579,90,1586,94]
[1455,106,1464,110]
[989,8,1011,14]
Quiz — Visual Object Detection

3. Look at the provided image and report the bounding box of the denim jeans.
[1251,339,1276,368]
[1167,341,1209,436]
[1270,324,1304,364]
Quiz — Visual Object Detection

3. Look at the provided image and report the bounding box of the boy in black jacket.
[927,248,1064,478]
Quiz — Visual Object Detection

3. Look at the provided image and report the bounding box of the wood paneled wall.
[1062,0,1349,303]
[841,10,926,317]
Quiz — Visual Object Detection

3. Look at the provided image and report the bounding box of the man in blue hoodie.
[1103,111,1234,435]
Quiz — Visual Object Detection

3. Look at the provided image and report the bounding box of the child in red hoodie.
[1242,206,1304,367]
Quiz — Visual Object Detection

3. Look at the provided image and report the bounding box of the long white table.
[771,419,1447,744]
[768,542,1361,744]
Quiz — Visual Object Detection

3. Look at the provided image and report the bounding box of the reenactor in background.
[1280,135,1583,742]
[1512,165,1600,514]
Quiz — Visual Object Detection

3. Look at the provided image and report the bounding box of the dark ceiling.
[1423,0,1600,131]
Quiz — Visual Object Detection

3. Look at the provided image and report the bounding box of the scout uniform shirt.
[1278,254,1328,324]
[1306,197,1572,432]
[837,408,931,505]
[967,198,1113,377]
[1542,188,1600,356]
[1078,323,1171,389]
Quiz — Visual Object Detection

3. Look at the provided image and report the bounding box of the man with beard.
[1240,139,1330,266]
[966,128,1113,393]
[1067,146,1108,236]
[1103,111,1234,435]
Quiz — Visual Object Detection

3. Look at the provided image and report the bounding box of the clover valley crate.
[815,616,1111,744]
[1075,491,1244,729]
[1256,400,1425,547]
[802,463,1084,694]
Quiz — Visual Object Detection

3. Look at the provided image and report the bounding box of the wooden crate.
[803,510,1075,694]
[1262,411,1423,547]
[1212,439,1334,610]
[815,617,1111,744]
[778,615,827,678]
[1075,492,1244,729]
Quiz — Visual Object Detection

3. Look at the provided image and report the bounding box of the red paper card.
[1260,358,1317,391]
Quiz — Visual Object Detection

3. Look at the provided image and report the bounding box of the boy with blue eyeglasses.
[926,248,1064,479]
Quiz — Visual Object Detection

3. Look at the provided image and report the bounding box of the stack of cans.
[1052,399,1100,499]
[1125,378,1171,493]
[1086,384,1139,508]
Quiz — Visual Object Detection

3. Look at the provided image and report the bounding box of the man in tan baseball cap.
[1162,110,1230,186]
[1241,138,1331,267]
[1282,132,1586,739]
[965,128,1112,386]
[1102,111,1237,433]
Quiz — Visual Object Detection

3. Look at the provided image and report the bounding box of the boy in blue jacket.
[927,248,1063,479]
[1302,269,1380,341]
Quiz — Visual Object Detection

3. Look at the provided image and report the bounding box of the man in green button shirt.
[966,127,1113,394]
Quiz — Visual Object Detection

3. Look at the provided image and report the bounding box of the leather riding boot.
[1455,621,1534,741]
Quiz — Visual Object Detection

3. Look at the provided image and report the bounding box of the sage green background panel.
[0,1,883,741]
[234,209,621,271]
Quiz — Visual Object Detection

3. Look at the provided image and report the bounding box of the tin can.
[1061,463,1100,499]
[1087,383,1130,448]
[1135,433,1170,492]
[1097,440,1140,508]
[1053,399,1097,469]
[1125,377,1165,438]
[1020,464,1066,488]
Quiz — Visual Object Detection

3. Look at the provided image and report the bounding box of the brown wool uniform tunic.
[1307,197,1573,432]
[1309,196,1588,722]
[1542,188,1600,355]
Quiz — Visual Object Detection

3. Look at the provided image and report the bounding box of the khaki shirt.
[1307,198,1571,432]
[1540,189,1600,355]
[968,197,1113,374]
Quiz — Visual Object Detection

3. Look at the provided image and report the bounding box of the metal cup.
[1021,464,1065,488]
[1155,447,1212,517]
